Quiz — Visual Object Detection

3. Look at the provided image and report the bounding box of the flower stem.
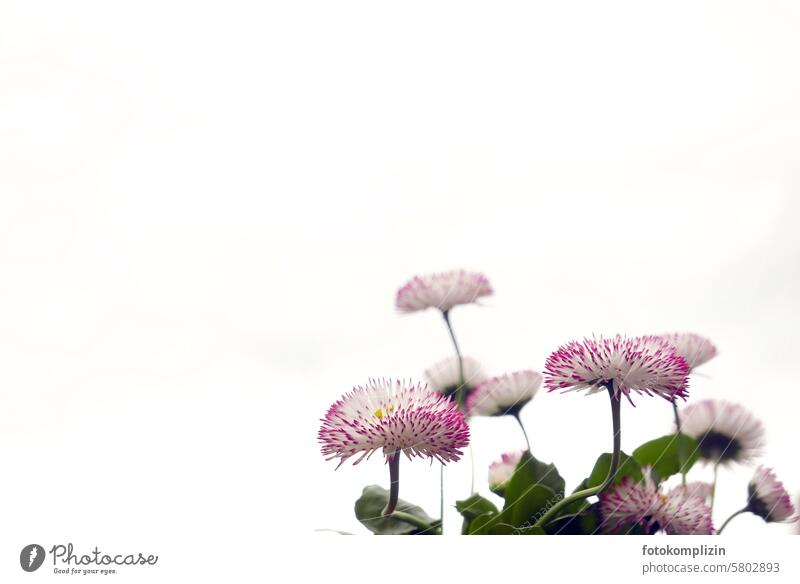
[717,507,748,534]
[672,399,687,487]
[513,412,531,452]
[533,386,621,530]
[390,511,442,533]
[439,462,445,531]
[710,461,720,512]
[383,450,401,516]
[441,310,466,407]
[440,309,464,532]
[469,442,476,493]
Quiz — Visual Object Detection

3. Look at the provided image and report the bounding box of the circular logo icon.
[20,544,46,572]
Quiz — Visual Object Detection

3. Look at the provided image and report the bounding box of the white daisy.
[395,270,492,313]
[678,400,765,466]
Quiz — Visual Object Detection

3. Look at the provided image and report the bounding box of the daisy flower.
[488,451,523,495]
[534,335,688,529]
[395,270,492,314]
[319,378,470,467]
[600,473,714,535]
[424,356,488,403]
[319,379,470,516]
[660,485,715,535]
[466,370,543,417]
[678,400,765,466]
[599,475,662,534]
[543,334,690,404]
[660,332,718,371]
[747,466,796,523]
[670,481,713,504]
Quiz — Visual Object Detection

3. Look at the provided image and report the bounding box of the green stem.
[439,462,445,531]
[513,412,531,452]
[672,400,686,487]
[383,450,401,516]
[440,308,465,533]
[441,310,466,407]
[533,386,622,530]
[710,462,719,512]
[390,511,442,533]
[469,442,476,494]
[717,507,748,534]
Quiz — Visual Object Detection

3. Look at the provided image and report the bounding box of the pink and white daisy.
[543,334,690,404]
[319,379,470,468]
[678,400,765,465]
[660,485,715,535]
[466,370,543,417]
[600,476,661,533]
[670,481,713,504]
[488,451,523,494]
[395,270,493,314]
[748,466,796,523]
[600,474,662,534]
[600,473,714,535]
[660,332,718,371]
[424,356,488,401]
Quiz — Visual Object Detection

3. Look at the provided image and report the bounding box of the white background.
[1,0,799,582]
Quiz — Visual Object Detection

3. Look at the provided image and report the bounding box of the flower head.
[543,334,690,404]
[466,370,543,417]
[678,400,764,466]
[488,451,523,495]
[319,379,470,468]
[424,356,488,402]
[673,481,714,504]
[599,474,662,534]
[660,332,718,371]
[396,270,492,314]
[600,472,714,535]
[748,466,796,523]
[661,484,715,535]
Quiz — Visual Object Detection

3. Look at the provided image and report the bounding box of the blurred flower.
[748,466,796,523]
[318,379,470,468]
[660,332,717,371]
[659,484,716,535]
[796,494,800,534]
[488,451,523,495]
[670,481,713,504]
[424,356,488,402]
[600,474,661,534]
[600,472,714,535]
[466,370,543,417]
[543,334,690,404]
[395,270,492,313]
[678,400,765,466]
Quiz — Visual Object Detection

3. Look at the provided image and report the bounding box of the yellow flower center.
[374,404,396,419]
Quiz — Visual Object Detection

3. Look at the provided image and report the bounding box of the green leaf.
[552,479,590,518]
[464,512,499,535]
[632,433,700,481]
[543,502,601,535]
[514,525,546,535]
[486,522,517,535]
[507,451,566,496]
[501,451,565,527]
[354,485,436,535]
[509,484,557,527]
[455,494,499,521]
[456,494,500,534]
[587,451,643,488]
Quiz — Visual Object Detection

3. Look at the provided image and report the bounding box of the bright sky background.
[2,1,799,581]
